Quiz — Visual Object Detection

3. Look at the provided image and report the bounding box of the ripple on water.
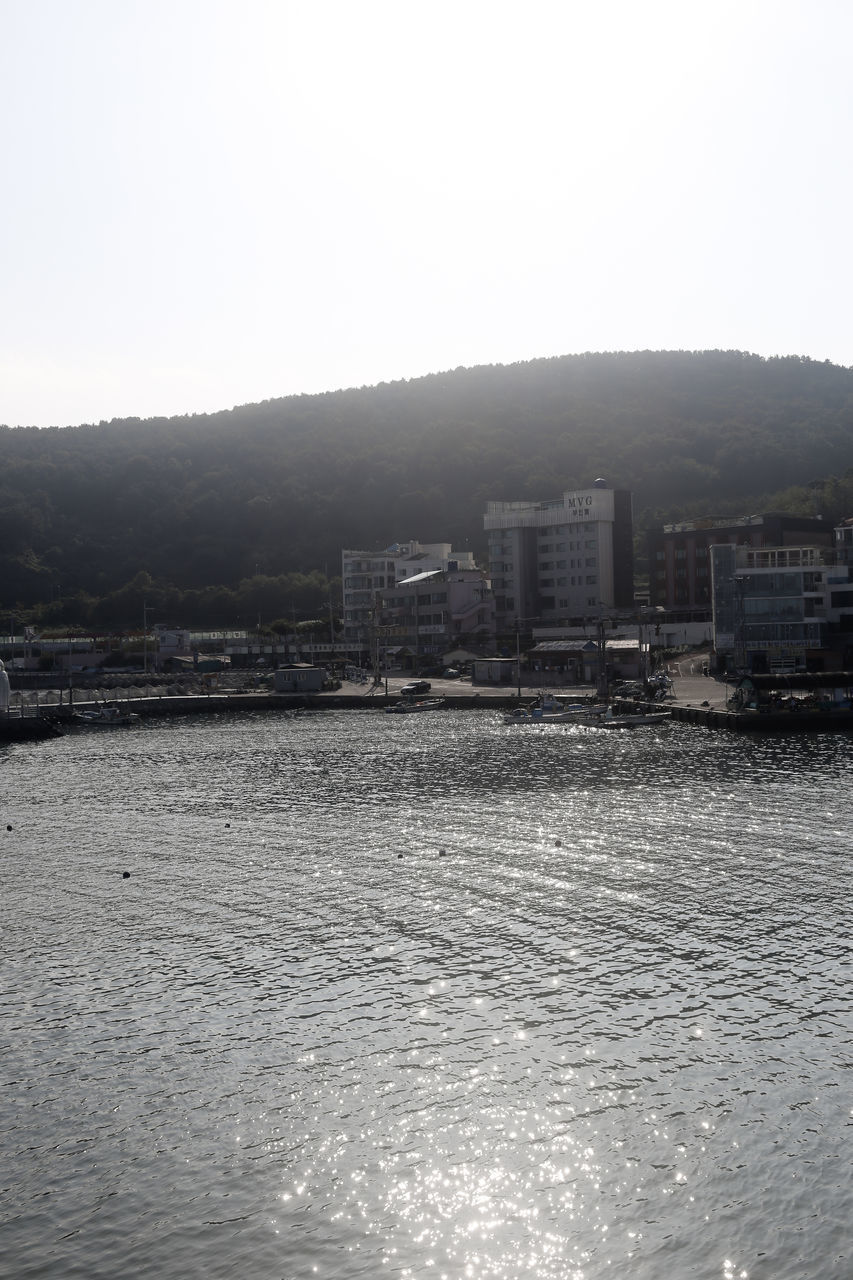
[2,711,852,1279]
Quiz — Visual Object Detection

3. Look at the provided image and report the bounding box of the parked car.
[400,679,431,695]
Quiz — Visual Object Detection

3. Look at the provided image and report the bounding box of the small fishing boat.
[71,703,141,727]
[385,697,446,714]
[503,694,605,725]
[592,707,671,729]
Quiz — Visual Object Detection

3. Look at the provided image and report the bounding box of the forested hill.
[3,349,853,620]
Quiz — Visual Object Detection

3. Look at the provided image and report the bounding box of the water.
[2,710,851,1279]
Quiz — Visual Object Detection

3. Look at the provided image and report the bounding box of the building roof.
[394,570,442,586]
[660,512,829,534]
[738,672,853,692]
[530,639,639,653]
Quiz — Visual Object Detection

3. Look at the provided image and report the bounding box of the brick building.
[648,513,832,614]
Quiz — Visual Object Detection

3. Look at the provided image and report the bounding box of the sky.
[2,0,852,428]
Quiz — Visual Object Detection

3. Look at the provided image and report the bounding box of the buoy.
[555,839,562,848]
[397,853,403,859]
[439,849,446,857]
[6,824,12,832]
[122,871,131,879]
[225,822,231,828]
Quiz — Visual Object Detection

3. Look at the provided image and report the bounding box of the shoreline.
[4,671,853,736]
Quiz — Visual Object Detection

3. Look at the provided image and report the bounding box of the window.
[585,557,596,567]
[586,575,597,585]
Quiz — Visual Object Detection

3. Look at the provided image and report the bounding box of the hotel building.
[484,480,634,631]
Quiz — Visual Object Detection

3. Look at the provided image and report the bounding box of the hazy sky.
[2,0,851,428]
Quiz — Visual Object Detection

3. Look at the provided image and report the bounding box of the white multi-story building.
[341,540,476,646]
[484,480,634,632]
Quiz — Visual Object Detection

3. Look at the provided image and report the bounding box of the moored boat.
[385,697,446,714]
[71,703,141,727]
[503,694,605,725]
[592,707,671,729]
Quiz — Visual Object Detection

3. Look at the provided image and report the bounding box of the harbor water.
[2,710,851,1279]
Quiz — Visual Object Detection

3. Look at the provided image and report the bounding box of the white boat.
[71,703,141,727]
[503,695,605,725]
[385,697,446,714]
[592,707,671,729]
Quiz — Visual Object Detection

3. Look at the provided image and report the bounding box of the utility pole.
[142,602,148,675]
[596,615,608,699]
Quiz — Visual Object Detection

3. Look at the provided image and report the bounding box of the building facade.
[341,541,476,645]
[649,513,832,614]
[710,521,853,673]
[483,481,634,633]
[377,567,495,663]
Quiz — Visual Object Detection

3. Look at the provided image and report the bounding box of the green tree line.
[2,349,853,626]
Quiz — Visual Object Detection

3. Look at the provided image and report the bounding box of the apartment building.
[377,567,495,661]
[341,540,475,644]
[484,480,633,631]
[710,521,853,672]
[650,512,832,614]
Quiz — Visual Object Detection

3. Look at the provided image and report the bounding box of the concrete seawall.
[5,676,853,738]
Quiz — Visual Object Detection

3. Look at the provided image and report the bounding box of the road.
[375,670,732,710]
